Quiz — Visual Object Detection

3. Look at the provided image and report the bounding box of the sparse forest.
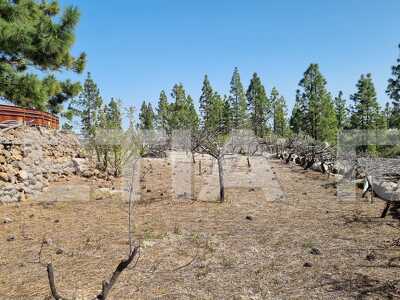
[1,1,400,299]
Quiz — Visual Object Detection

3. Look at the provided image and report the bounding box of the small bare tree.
[192,127,229,202]
[46,133,143,299]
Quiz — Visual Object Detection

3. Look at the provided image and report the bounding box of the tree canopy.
[0,0,86,113]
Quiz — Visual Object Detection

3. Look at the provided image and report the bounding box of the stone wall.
[0,126,92,202]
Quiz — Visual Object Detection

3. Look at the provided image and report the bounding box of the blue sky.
[60,0,400,113]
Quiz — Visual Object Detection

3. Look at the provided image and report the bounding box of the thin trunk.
[217,156,224,202]
[192,152,196,164]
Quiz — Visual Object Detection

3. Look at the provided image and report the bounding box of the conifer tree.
[170,83,199,131]
[106,98,123,130]
[271,87,288,136]
[222,96,232,134]
[0,0,86,113]
[139,101,155,130]
[387,44,400,128]
[320,94,338,144]
[156,90,170,131]
[350,74,380,130]
[246,73,270,137]
[228,67,248,128]
[204,92,225,131]
[383,102,392,129]
[349,74,384,153]
[199,75,214,126]
[298,64,332,140]
[334,91,348,130]
[185,95,200,131]
[69,72,103,138]
[289,90,304,134]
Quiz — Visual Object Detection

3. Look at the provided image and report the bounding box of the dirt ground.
[0,154,400,299]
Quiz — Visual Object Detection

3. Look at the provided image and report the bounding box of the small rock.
[17,170,29,181]
[245,216,253,221]
[303,262,312,267]
[310,247,321,255]
[303,192,307,195]
[366,252,376,261]
[249,188,255,192]
[3,217,13,224]
[7,235,15,241]
[147,189,151,193]
[54,219,59,223]
[0,172,9,182]
[43,238,53,245]
[55,248,64,255]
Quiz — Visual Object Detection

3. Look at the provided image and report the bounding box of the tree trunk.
[192,152,196,164]
[217,156,224,202]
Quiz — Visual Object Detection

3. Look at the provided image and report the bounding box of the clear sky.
[60,0,400,112]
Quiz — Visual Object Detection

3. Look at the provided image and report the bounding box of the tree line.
[137,67,290,139]
[135,45,400,150]
[1,1,400,151]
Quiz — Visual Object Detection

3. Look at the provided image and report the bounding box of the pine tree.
[228,67,248,128]
[170,83,199,131]
[387,44,400,128]
[139,101,155,130]
[320,94,338,144]
[222,96,232,134]
[106,98,122,130]
[289,90,304,134]
[0,0,86,113]
[270,88,288,136]
[334,91,348,130]
[199,75,214,126]
[298,64,332,140]
[69,72,103,138]
[184,95,200,131]
[383,102,392,129]
[156,90,170,131]
[205,92,225,131]
[246,73,270,137]
[350,74,380,130]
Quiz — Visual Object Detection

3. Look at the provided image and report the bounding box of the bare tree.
[46,142,142,299]
[192,127,228,202]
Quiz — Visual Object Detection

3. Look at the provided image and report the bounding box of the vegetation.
[246,73,270,137]
[0,0,85,113]
[1,1,399,156]
[387,44,400,128]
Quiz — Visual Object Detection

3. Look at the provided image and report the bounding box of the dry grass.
[0,156,400,299]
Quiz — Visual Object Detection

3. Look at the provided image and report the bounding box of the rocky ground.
[0,154,399,299]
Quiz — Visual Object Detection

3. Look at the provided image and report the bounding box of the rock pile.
[0,126,94,202]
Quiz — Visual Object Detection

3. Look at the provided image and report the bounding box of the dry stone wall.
[0,126,93,202]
